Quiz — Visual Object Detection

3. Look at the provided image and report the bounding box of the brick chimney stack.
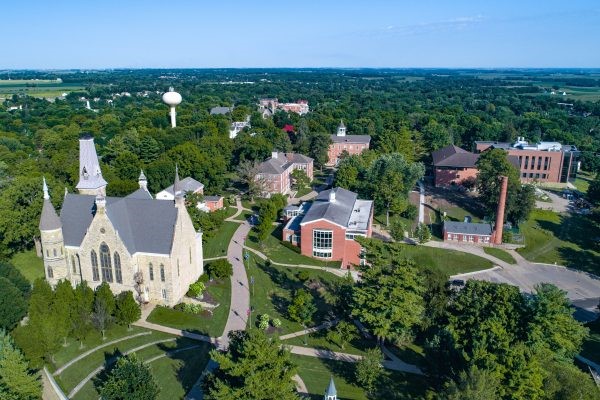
[494,176,509,245]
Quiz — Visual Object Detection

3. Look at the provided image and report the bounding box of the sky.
[3,0,600,69]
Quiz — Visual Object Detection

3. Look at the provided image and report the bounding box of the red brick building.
[200,196,224,212]
[282,188,373,269]
[326,121,371,166]
[431,145,480,187]
[474,138,579,184]
[255,152,314,197]
[443,221,493,244]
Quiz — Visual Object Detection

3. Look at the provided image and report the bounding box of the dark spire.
[174,164,182,198]
[39,177,62,231]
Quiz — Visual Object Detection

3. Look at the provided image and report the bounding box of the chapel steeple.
[39,177,61,231]
[336,120,346,137]
[324,376,337,400]
[138,170,148,191]
[76,136,107,196]
[174,165,185,207]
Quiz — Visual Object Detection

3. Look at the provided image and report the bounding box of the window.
[312,229,333,258]
[91,250,99,281]
[160,264,165,282]
[114,252,122,284]
[162,289,167,300]
[447,233,452,240]
[99,243,113,282]
[53,248,57,257]
[524,156,529,169]
[529,173,534,178]
[149,263,154,281]
[47,266,53,279]
[71,255,77,274]
[522,172,527,178]
[537,157,542,170]
[531,156,536,170]
[542,173,547,179]
[189,247,192,264]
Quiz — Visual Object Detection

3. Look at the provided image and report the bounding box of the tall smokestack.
[494,176,509,245]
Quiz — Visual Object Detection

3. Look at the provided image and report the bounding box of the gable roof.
[301,187,357,227]
[60,194,178,255]
[443,221,492,235]
[432,145,479,168]
[160,177,204,196]
[125,188,153,200]
[330,134,371,144]
[256,152,313,175]
[210,106,232,115]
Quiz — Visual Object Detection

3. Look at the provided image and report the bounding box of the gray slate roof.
[443,221,492,235]
[210,106,232,115]
[204,195,222,202]
[76,137,107,191]
[60,194,177,255]
[301,187,357,227]
[325,377,337,397]
[330,134,371,144]
[257,152,313,175]
[125,188,153,200]
[40,198,62,231]
[432,145,480,168]
[161,177,204,196]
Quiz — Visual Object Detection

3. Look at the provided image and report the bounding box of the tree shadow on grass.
[271,292,291,318]
[558,247,600,276]
[92,348,123,393]
[537,213,600,251]
[156,337,212,395]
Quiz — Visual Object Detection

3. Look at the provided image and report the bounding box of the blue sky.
[3,0,599,69]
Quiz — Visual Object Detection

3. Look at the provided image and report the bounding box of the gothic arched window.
[91,250,99,281]
[53,248,57,257]
[114,252,122,284]
[71,255,77,274]
[47,266,53,279]
[99,243,113,283]
[160,264,165,282]
[149,263,154,281]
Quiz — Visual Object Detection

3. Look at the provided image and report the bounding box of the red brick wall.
[206,198,223,212]
[434,167,479,187]
[327,142,369,166]
[507,149,564,183]
[443,228,491,244]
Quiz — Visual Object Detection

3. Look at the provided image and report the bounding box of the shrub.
[281,241,301,254]
[272,318,282,328]
[296,270,310,282]
[401,204,418,221]
[206,259,233,280]
[259,314,270,330]
[174,303,202,314]
[186,281,206,298]
[198,274,210,283]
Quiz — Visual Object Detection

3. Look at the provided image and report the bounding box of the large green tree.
[99,354,159,400]
[0,278,27,330]
[351,241,425,344]
[204,330,299,400]
[0,330,41,400]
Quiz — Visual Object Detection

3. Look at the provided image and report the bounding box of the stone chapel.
[39,136,203,306]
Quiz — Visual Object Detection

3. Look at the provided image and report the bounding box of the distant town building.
[282,187,373,269]
[229,116,251,139]
[256,151,314,197]
[326,120,371,166]
[475,137,580,184]
[210,106,232,115]
[258,98,309,116]
[156,176,204,200]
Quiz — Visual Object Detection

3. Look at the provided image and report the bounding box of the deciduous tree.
[99,354,159,400]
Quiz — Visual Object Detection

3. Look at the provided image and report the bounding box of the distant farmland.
[0,79,86,98]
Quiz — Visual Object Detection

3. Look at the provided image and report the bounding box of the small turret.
[138,170,148,191]
[336,120,346,137]
[324,376,337,400]
[39,178,67,284]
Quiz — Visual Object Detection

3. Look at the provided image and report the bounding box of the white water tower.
[162,87,182,128]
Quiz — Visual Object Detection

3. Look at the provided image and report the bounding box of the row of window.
[90,243,123,283]
[522,172,548,179]
[446,233,490,243]
[518,155,551,171]
[313,229,332,258]
[148,263,166,282]
[46,247,63,258]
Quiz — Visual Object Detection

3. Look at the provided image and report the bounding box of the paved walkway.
[279,320,338,341]
[292,374,309,398]
[418,181,425,224]
[220,220,252,349]
[287,345,423,375]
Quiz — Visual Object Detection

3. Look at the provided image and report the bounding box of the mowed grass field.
[517,209,600,274]
[10,249,45,282]
[0,79,86,98]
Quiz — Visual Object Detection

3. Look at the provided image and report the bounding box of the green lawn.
[394,244,493,275]
[10,249,44,283]
[247,254,345,334]
[282,327,376,356]
[483,247,517,264]
[246,224,341,268]
[295,186,313,198]
[147,278,231,337]
[222,205,238,219]
[294,355,430,400]
[573,171,595,194]
[233,210,253,222]
[517,210,600,274]
[203,221,239,259]
[54,330,176,394]
[67,337,211,400]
